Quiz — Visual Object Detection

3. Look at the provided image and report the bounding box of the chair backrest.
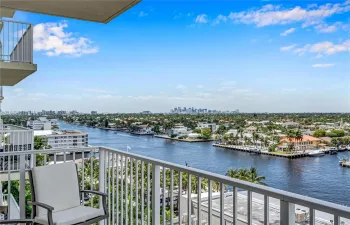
[31,162,81,216]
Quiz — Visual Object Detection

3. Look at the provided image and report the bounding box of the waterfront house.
[131,125,154,135]
[282,122,299,128]
[197,122,218,132]
[278,135,321,151]
[319,137,332,145]
[226,129,238,135]
[188,133,201,139]
[245,126,257,133]
[168,124,191,137]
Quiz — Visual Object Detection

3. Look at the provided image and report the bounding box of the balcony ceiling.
[0,62,37,86]
[0,0,141,23]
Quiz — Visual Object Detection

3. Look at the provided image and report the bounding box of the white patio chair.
[28,162,108,225]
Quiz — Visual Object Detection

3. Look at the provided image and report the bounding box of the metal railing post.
[19,154,26,219]
[152,164,160,225]
[99,148,105,225]
[280,200,295,225]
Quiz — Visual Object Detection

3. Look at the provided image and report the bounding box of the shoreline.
[213,143,309,159]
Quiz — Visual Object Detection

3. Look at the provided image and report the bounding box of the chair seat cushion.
[34,206,105,225]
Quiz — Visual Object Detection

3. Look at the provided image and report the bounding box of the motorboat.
[338,146,347,152]
[308,150,325,157]
[328,147,338,155]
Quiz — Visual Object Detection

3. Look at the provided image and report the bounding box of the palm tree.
[295,130,303,151]
[225,168,238,178]
[226,168,266,185]
[247,167,266,185]
[286,130,296,152]
[252,132,259,147]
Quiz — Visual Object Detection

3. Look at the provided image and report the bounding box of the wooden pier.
[213,144,309,159]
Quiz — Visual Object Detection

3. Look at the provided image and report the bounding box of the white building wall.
[46,133,88,149]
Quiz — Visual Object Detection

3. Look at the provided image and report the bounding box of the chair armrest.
[80,190,107,197]
[28,201,54,211]
[80,190,107,215]
[28,202,54,225]
[0,219,33,224]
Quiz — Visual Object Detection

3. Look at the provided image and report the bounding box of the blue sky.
[4,0,350,113]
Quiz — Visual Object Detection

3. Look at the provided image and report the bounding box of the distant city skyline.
[3,0,350,113]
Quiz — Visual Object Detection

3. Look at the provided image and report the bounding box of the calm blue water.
[59,121,350,206]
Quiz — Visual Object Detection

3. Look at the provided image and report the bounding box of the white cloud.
[34,22,98,57]
[138,11,148,17]
[280,28,296,36]
[84,88,114,94]
[294,44,311,56]
[196,84,204,89]
[314,22,343,33]
[293,40,350,56]
[312,63,335,68]
[195,14,208,24]
[280,44,297,51]
[227,1,350,27]
[176,84,186,90]
[212,14,227,25]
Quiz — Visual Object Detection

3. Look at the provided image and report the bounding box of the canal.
[59,121,350,206]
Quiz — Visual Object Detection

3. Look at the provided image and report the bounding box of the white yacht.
[308,150,325,157]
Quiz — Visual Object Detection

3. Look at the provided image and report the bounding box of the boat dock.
[213,144,309,159]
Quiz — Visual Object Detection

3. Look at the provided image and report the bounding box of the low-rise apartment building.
[27,117,52,130]
[34,130,88,149]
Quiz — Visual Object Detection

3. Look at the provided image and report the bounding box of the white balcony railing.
[2,194,20,220]
[0,147,349,225]
[0,125,34,172]
[0,19,33,63]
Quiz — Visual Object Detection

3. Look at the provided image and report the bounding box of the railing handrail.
[0,147,349,219]
[0,19,33,26]
[2,124,32,131]
[100,146,350,219]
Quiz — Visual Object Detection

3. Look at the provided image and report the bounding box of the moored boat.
[337,146,347,152]
[328,147,338,155]
[308,150,325,157]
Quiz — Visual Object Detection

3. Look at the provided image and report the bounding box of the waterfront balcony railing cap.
[0,19,33,63]
[0,146,349,225]
[2,124,32,131]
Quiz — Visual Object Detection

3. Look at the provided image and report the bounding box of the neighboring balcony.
[1,194,20,220]
[0,19,37,86]
[0,147,349,225]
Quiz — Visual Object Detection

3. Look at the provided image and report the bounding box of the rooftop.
[280,135,321,143]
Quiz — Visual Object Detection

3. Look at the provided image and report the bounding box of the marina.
[212,144,309,158]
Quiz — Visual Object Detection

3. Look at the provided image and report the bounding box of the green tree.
[216,125,227,135]
[193,128,201,134]
[201,128,212,139]
[152,125,161,134]
[226,167,266,185]
[313,130,326,138]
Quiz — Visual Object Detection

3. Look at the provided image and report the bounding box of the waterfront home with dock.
[131,124,154,135]
[197,122,218,133]
[167,123,191,137]
[278,135,322,151]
